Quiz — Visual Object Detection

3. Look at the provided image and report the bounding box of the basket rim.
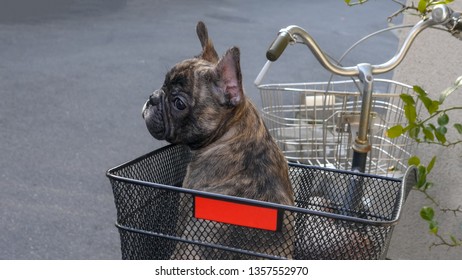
[257,78,413,96]
[106,144,412,227]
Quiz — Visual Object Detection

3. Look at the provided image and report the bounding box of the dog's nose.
[142,90,163,118]
[148,89,163,106]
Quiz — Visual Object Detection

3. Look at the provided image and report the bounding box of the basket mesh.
[259,79,420,177]
[107,144,415,260]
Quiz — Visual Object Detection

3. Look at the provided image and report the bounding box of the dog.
[142,21,294,259]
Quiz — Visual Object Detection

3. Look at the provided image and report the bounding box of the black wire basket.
[106,144,416,260]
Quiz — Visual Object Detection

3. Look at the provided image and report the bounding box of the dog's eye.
[174,97,187,110]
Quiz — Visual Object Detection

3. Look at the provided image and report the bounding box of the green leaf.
[387,125,403,138]
[420,206,434,221]
[408,156,421,166]
[419,95,432,111]
[439,75,462,103]
[429,220,439,235]
[400,93,415,105]
[413,85,427,96]
[409,125,421,140]
[414,85,440,114]
[417,165,427,188]
[422,96,439,115]
[429,101,440,115]
[438,126,447,135]
[344,0,368,5]
[453,123,462,134]
[423,126,434,141]
[427,156,436,173]
[435,128,447,144]
[427,123,437,131]
[418,0,428,14]
[437,113,449,126]
[404,104,417,123]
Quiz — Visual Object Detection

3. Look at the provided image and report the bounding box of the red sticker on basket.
[194,196,280,231]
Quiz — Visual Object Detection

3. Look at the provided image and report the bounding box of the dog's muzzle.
[142,89,163,118]
[142,89,170,141]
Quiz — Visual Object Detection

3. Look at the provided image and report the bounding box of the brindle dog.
[142,22,294,259]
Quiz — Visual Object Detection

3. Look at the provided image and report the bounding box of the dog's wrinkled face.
[142,22,244,148]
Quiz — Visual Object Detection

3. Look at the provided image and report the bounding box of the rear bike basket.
[106,144,416,260]
[259,79,421,178]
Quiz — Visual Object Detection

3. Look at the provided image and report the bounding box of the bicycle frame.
[256,4,461,213]
[258,4,460,173]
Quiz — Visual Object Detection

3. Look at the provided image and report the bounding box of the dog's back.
[175,97,294,259]
[183,97,293,205]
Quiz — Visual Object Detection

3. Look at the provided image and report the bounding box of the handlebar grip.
[266,32,291,61]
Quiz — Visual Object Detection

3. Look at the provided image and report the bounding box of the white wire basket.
[259,79,420,178]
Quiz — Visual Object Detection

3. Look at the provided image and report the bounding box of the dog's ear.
[215,47,243,107]
[196,21,219,63]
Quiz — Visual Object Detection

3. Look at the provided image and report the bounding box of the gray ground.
[1,0,413,259]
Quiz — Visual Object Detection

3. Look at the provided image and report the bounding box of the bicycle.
[256,4,461,176]
[106,4,462,259]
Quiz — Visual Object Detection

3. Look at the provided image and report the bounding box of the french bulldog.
[142,21,294,259]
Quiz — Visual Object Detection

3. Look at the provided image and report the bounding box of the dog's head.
[142,21,244,148]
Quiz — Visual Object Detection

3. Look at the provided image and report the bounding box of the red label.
[194,196,280,231]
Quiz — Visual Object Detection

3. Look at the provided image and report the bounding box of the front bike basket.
[259,79,421,178]
[106,144,416,260]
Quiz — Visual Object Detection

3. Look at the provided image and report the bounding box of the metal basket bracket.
[336,111,378,136]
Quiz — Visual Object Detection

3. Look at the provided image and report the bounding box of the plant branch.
[388,0,421,21]
[419,140,462,147]
[419,106,462,125]
[416,189,440,207]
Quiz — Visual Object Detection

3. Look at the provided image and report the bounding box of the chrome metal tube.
[280,4,458,77]
[372,18,438,74]
[282,18,438,77]
[356,64,374,142]
[281,25,359,76]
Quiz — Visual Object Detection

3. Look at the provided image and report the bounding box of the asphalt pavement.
[1,0,402,259]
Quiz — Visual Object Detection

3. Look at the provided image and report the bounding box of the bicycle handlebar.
[266,31,292,62]
[265,4,461,77]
